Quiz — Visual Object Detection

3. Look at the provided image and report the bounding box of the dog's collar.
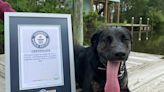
[118,62,125,79]
[97,61,106,71]
[97,62,125,78]
[98,67,106,70]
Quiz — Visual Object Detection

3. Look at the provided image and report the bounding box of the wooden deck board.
[0,52,164,92]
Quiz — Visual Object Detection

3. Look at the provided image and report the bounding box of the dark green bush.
[132,30,164,55]
[83,11,105,45]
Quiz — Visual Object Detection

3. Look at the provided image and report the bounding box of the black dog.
[74,26,132,92]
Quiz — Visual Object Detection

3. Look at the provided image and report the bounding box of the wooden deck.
[0,52,164,92]
[0,55,5,92]
[127,52,164,92]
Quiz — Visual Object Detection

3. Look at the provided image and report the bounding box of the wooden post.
[90,0,94,11]
[131,17,134,38]
[117,2,120,23]
[73,0,84,45]
[95,3,98,12]
[107,2,110,23]
[139,17,142,41]
[110,3,114,23]
[146,18,150,40]
[104,0,108,23]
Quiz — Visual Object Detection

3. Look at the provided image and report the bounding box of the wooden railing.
[107,17,151,41]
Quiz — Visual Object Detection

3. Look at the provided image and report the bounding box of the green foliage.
[84,12,98,24]
[0,21,4,54]
[83,11,105,45]
[122,0,149,23]
[120,0,164,55]
[122,0,164,29]
[132,32,164,55]
[6,0,71,13]
[147,7,164,31]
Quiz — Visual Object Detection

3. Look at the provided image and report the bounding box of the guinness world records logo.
[31,31,50,48]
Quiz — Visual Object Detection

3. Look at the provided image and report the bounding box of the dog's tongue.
[105,61,120,92]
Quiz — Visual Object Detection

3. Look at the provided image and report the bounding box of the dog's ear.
[91,30,103,48]
[130,32,133,44]
[127,30,133,44]
[123,27,133,44]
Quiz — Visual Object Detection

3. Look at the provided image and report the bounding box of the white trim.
[67,15,76,92]
[4,12,71,18]
[109,0,120,2]
[5,12,11,92]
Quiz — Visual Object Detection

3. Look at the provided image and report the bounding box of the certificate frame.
[5,12,76,92]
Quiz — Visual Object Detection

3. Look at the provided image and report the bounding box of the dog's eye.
[121,35,130,41]
[106,36,112,43]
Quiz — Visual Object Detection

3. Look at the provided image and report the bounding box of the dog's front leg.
[82,68,94,92]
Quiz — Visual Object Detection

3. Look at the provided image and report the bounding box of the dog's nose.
[115,52,126,58]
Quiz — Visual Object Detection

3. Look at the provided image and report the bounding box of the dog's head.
[91,26,132,65]
[91,26,132,91]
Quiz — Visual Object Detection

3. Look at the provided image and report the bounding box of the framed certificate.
[5,12,76,92]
